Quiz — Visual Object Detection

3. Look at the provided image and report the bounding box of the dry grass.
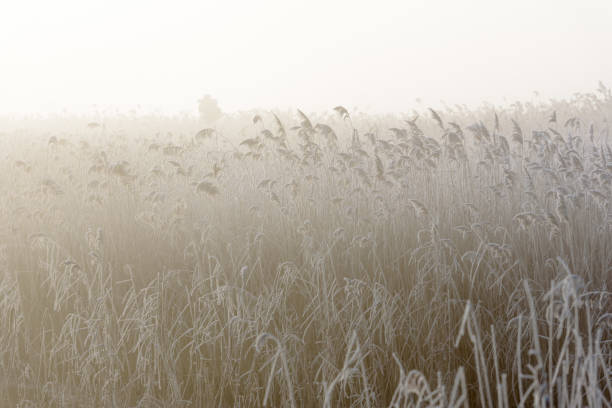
[0,89,610,407]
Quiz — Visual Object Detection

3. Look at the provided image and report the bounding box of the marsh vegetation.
[0,89,610,406]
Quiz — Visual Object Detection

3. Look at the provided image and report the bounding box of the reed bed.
[0,88,610,406]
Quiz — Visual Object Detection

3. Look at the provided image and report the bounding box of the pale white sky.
[1,0,611,115]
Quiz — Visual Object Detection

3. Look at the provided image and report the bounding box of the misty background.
[1,0,611,116]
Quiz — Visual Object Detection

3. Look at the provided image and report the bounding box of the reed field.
[0,88,610,407]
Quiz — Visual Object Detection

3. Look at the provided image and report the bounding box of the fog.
[1,0,611,115]
[1,1,611,405]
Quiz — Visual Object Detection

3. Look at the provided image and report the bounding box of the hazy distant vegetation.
[198,94,223,124]
[0,88,610,407]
